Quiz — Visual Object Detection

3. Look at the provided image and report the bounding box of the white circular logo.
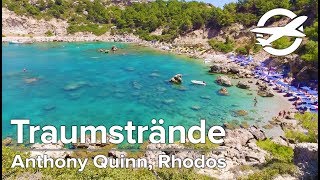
[251,8,307,56]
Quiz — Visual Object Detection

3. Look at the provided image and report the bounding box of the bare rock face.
[294,143,318,179]
[257,88,275,97]
[236,81,250,89]
[2,8,68,36]
[209,64,228,73]
[144,126,270,180]
[145,143,184,167]
[30,140,69,159]
[224,128,254,149]
[248,125,267,141]
[271,136,290,147]
[2,137,12,146]
[108,149,127,158]
[72,134,114,149]
[216,75,232,87]
[169,74,183,84]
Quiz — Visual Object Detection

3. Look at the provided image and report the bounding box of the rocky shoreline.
[2,119,318,179]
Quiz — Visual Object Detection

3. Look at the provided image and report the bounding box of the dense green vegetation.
[2,0,318,60]
[240,139,298,179]
[250,113,318,179]
[256,139,294,163]
[239,162,298,180]
[208,37,234,53]
[45,30,54,36]
[285,112,318,143]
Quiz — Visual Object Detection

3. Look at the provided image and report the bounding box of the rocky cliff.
[2,8,68,36]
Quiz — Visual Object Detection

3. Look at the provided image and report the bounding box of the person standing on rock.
[283,110,286,118]
[254,97,258,107]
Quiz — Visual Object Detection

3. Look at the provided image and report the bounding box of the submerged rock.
[43,105,56,111]
[98,49,109,53]
[191,105,201,111]
[149,72,160,77]
[124,67,135,71]
[234,110,248,116]
[132,81,142,89]
[24,78,38,84]
[156,87,167,92]
[162,99,175,104]
[63,81,87,91]
[200,95,211,100]
[215,75,232,87]
[68,92,81,100]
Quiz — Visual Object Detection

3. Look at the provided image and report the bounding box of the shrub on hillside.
[208,39,234,53]
[256,139,294,163]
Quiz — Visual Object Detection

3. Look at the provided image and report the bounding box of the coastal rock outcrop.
[72,134,115,149]
[236,81,250,89]
[237,69,253,78]
[248,125,267,140]
[111,45,118,52]
[2,8,68,36]
[257,89,275,97]
[224,128,254,148]
[209,62,253,80]
[169,74,183,84]
[2,137,12,146]
[218,87,229,95]
[294,143,318,179]
[209,64,228,73]
[216,75,232,87]
[257,81,275,97]
[30,141,69,159]
[108,149,127,158]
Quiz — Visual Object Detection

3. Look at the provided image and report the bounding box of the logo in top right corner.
[250,8,308,56]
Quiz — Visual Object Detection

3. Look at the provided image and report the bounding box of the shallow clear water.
[2,42,282,143]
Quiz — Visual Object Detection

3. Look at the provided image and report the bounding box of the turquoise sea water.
[2,42,282,143]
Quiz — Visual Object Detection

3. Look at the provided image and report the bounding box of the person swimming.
[23,68,27,72]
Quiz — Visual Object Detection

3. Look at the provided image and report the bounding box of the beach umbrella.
[304,104,316,109]
[297,104,307,109]
[289,86,298,91]
[293,91,306,96]
[267,76,277,81]
[270,73,283,77]
[276,81,289,87]
[301,99,314,104]
[307,90,318,95]
[300,96,310,100]
[301,86,311,91]
[310,105,318,110]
